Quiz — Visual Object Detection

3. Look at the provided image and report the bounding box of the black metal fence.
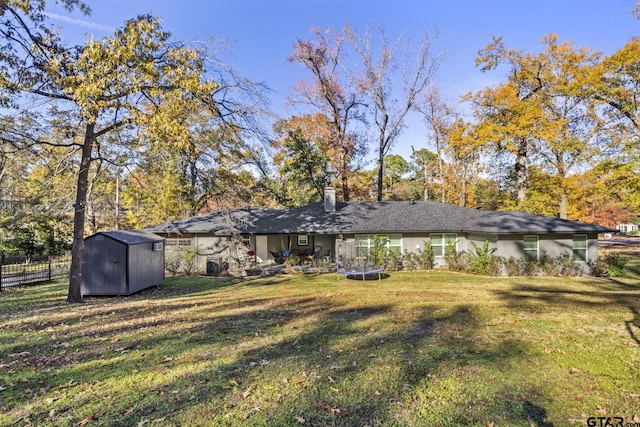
[0,254,71,290]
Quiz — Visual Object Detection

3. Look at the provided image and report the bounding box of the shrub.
[165,247,198,276]
[537,252,556,276]
[401,250,419,271]
[383,251,402,271]
[444,248,467,272]
[180,247,198,276]
[416,241,434,269]
[465,240,498,275]
[369,234,390,265]
[284,253,299,270]
[553,252,578,276]
[602,253,628,277]
[589,260,609,277]
[504,257,525,276]
[165,253,182,275]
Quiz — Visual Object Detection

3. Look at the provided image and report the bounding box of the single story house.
[145,187,615,273]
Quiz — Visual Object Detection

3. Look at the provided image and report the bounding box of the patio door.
[255,235,268,263]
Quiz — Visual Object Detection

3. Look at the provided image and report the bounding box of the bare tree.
[415,86,457,203]
[346,25,443,201]
[288,27,365,201]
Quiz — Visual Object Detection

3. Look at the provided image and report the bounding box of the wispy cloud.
[45,12,115,33]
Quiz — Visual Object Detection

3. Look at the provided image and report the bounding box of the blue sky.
[46,0,639,163]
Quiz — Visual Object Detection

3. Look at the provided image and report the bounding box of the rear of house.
[146,199,613,275]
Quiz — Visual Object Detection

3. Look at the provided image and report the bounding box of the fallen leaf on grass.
[295,416,305,424]
[57,379,78,389]
[374,390,382,396]
[79,415,94,425]
[249,370,260,377]
[329,386,340,393]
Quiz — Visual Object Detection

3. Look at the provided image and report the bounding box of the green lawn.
[1,271,639,426]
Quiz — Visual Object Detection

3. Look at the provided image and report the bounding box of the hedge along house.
[145,188,615,274]
[81,230,165,296]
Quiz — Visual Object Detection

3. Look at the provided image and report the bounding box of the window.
[297,234,309,246]
[523,235,538,262]
[152,242,164,251]
[355,234,402,257]
[430,233,457,257]
[573,235,587,262]
[165,238,191,247]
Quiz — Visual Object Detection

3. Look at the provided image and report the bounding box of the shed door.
[82,237,127,295]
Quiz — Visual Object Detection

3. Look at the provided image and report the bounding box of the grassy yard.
[1,270,639,426]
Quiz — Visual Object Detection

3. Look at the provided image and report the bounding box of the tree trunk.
[341,174,350,201]
[376,148,384,202]
[515,139,528,203]
[67,122,95,303]
[423,161,429,201]
[438,156,445,203]
[340,149,350,201]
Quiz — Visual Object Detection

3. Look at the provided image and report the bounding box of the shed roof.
[90,230,164,245]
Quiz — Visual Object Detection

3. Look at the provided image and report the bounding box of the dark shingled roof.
[144,209,280,235]
[466,210,615,234]
[145,201,615,236]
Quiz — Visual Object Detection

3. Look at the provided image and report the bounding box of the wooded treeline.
[1,2,639,300]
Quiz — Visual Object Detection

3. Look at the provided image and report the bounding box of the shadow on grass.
[494,280,640,362]
[626,306,640,346]
[2,278,555,426]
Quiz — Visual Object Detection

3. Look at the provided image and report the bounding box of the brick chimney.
[324,186,336,213]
